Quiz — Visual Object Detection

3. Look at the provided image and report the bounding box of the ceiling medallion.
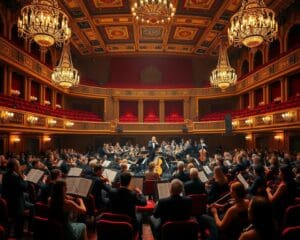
[228,0,278,48]
[18,0,71,47]
[132,0,176,24]
[210,39,237,91]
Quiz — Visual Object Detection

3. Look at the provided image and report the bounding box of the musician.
[150,179,192,239]
[148,136,159,162]
[199,138,207,151]
[184,168,206,196]
[248,165,267,197]
[172,161,190,183]
[108,172,147,239]
[145,162,160,181]
[207,166,229,203]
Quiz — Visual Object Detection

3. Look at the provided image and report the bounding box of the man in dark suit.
[172,161,190,183]
[2,159,28,238]
[108,172,147,239]
[184,168,206,196]
[148,136,159,162]
[150,179,192,239]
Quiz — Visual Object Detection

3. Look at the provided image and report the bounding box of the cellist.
[199,138,208,164]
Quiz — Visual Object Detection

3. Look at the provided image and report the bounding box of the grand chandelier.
[228,0,278,48]
[210,41,237,91]
[51,42,79,89]
[18,0,71,47]
[132,0,176,24]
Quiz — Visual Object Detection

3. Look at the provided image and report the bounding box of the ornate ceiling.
[59,0,291,56]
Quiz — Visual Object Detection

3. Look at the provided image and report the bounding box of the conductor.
[148,136,159,162]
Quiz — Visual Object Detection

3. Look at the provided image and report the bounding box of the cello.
[154,156,163,176]
[199,147,207,163]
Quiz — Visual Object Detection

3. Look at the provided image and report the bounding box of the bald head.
[170,179,184,196]
[177,161,185,171]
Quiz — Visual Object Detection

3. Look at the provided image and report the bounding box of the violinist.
[145,162,160,181]
[207,166,229,203]
[90,165,110,210]
[247,165,267,197]
[172,161,190,183]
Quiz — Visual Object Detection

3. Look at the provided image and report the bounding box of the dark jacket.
[153,195,192,225]
[184,179,206,196]
[172,171,190,183]
[108,187,147,223]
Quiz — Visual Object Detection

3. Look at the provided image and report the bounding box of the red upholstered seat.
[33,216,64,240]
[35,201,50,218]
[281,226,300,240]
[136,200,155,213]
[188,194,207,216]
[161,219,199,240]
[283,204,300,228]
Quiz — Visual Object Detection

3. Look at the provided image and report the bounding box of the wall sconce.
[262,115,272,124]
[56,104,62,108]
[30,96,38,101]
[11,136,21,143]
[27,115,38,124]
[281,111,294,121]
[232,120,238,128]
[43,136,51,142]
[47,118,57,126]
[0,110,14,121]
[274,134,283,140]
[65,121,74,127]
[245,118,253,125]
[10,89,20,96]
[245,135,252,140]
[44,100,51,105]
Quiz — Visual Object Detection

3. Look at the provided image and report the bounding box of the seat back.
[188,194,207,216]
[100,212,132,224]
[0,225,5,240]
[35,201,50,218]
[97,219,135,240]
[283,204,300,228]
[161,220,199,240]
[281,226,300,240]
[143,180,156,196]
[33,216,64,240]
[0,198,8,227]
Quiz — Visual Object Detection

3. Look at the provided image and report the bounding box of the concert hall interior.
[0,0,300,239]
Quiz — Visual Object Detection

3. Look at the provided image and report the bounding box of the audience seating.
[160,219,199,240]
[0,198,8,228]
[188,194,207,216]
[282,204,300,228]
[0,225,5,240]
[33,216,64,240]
[34,202,50,219]
[281,225,300,240]
[99,212,133,224]
[0,94,102,122]
[97,219,138,240]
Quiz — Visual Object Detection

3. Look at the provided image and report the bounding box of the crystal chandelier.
[18,0,71,47]
[132,0,176,24]
[228,0,278,48]
[51,42,80,89]
[210,41,237,91]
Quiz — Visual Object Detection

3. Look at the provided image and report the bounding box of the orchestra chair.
[33,216,64,240]
[281,225,300,240]
[84,194,101,219]
[96,219,138,240]
[27,183,37,203]
[0,225,5,240]
[136,199,155,213]
[188,194,207,216]
[99,212,133,224]
[161,219,199,240]
[34,201,50,218]
[282,204,300,228]
[143,180,157,200]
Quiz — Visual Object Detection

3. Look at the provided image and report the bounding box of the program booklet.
[129,177,144,192]
[25,169,44,184]
[157,182,171,199]
[237,173,249,189]
[66,177,93,198]
[198,171,209,183]
[68,167,83,177]
[103,169,117,183]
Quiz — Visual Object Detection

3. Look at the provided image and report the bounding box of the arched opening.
[30,41,40,60]
[11,24,24,48]
[287,24,300,50]
[253,50,263,69]
[45,50,53,67]
[241,60,249,77]
[268,39,281,61]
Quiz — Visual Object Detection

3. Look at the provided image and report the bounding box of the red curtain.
[165,100,184,122]
[107,57,194,88]
[243,93,249,109]
[45,88,51,101]
[12,73,22,91]
[288,73,300,98]
[270,81,281,101]
[119,100,138,122]
[144,101,159,122]
[31,81,39,97]
[254,88,263,106]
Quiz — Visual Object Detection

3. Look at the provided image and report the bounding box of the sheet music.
[102,160,110,167]
[66,177,93,198]
[56,160,63,167]
[103,169,117,182]
[129,177,143,192]
[198,171,209,183]
[68,167,82,177]
[203,166,212,175]
[127,163,131,169]
[237,173,249,189]
[224,160,231,167]
[0,173,3,184]
[157,182,171,199]
[25,169,44,184]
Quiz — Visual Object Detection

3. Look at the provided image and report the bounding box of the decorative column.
[40,85,45,105]
[239,95,244,110]
[249,91,255,109]
[113,98,119,121]
[265,84,270,104]
[183,98,189,120]
[7,67,12,96]
[25,77,31,101]
[159,100,165,123]
[51,90,56,109]
[281,78,288,102]
[138,99,143,122]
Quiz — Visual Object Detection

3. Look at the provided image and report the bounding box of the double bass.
[154,156,163,176]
